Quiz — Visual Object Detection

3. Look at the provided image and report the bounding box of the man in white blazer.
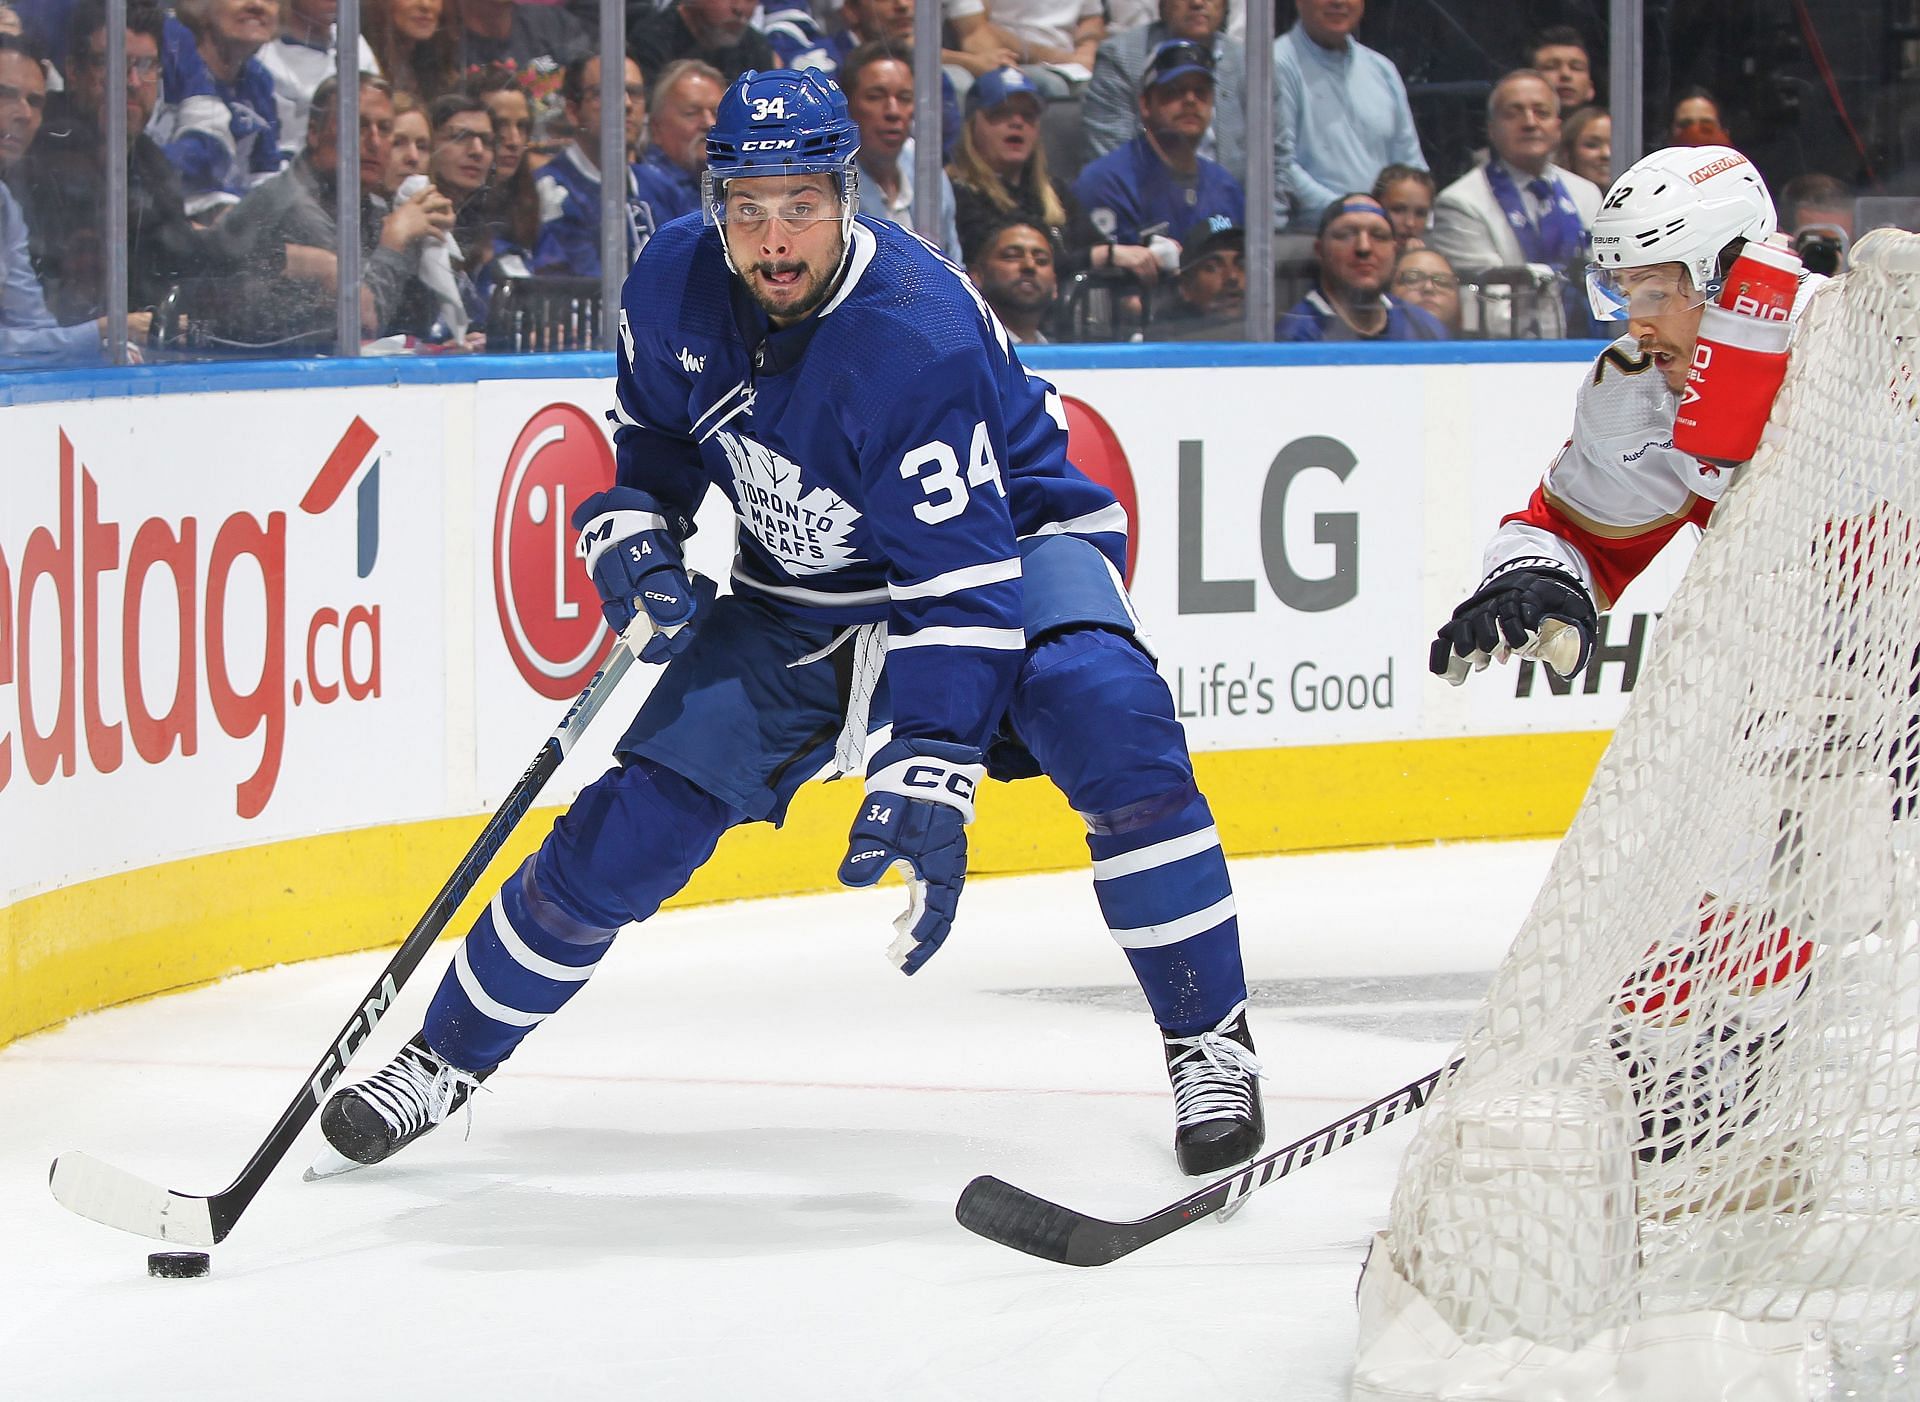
[1428,68,1603,338]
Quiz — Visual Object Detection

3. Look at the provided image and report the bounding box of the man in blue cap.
[1278,193,1447,341]
[1072,38,1243,252]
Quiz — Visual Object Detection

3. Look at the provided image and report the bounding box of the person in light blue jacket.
[1271,0,1424,232]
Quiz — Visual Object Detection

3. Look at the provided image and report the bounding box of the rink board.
[0,345,1675,1045]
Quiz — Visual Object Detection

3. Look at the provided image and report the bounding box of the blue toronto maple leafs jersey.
[609,212,1127,756]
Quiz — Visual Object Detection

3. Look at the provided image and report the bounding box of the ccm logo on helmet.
[741,139,796,151]
[904,764,977,802]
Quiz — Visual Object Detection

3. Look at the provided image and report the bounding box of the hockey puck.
[147,1251,211,1279]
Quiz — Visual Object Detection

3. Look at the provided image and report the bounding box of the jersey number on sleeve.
[899,422,1006,524]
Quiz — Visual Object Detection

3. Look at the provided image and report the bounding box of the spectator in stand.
[1150,213,1244,338]
[0,4,19,36]
[628,0,770,89]
[1670,87,1729,148]
[966,214,1056,343]
[258,0,380,158]
[792,0,960,159]
[1075,39,1243,253]
[1272,0,1423,233]
[392,89,492,339]
[383,88,429,192]
[533,53,655,277]
[5,0,230,325]
[1556,103,1610,190]
[1082,0,1242,176]
[154,0,285,220]
[759,0,828,71]
[632,57,718,227]
[1278,192,1445,341]
[465,64,538,276]
[1428,69,1601,338]
[1389,244,1460,333]
[364,0,456,103]
[2,178,148,361]
[949,65,1145,279]
[208,72,451,346]
[0,29,42,175]
[455,0,588,138]
[841,39,961,261]
[948,0,1104,101]
[1370,161,1431,250]
[1525,25,1594,115]
[0,33,155,360]
[1780,172,1853,276]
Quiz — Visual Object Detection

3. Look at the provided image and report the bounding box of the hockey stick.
[48,624,650,1247]
[955,1060,1460,1267]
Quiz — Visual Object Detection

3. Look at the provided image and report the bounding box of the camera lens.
[1794,231,1842,277]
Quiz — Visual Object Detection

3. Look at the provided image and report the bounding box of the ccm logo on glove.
[904,764,976,803]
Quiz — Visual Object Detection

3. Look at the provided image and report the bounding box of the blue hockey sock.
[1087,783,1248,1034]
[424,854,618,1072]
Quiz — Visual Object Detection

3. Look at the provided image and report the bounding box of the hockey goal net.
[1352,228,1920,1402]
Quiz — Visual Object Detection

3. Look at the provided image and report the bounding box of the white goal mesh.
[1354,229,1920,1402]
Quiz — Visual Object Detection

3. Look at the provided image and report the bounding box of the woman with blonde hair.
[947,66,1156,282]
[1557,104,1611,191]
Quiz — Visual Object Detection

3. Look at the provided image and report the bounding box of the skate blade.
[302,1143,370,1182]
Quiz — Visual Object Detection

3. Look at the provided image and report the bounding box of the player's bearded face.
[1617,263,1709,394]
[722,174,848,324]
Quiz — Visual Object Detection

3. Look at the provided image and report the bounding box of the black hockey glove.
[1430,562,1597,685]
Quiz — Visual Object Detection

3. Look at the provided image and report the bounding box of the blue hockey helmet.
[706,69,860,178]
[704,70,863,277]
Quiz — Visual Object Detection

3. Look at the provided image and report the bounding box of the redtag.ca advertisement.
[1,388,448,901]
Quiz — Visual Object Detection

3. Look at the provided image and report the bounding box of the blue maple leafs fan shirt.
[607,212,1128,757]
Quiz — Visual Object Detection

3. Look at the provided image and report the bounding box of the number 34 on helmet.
[702,69,863,248]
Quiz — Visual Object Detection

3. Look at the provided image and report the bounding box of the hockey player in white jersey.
[1429,145,1796,686]
[1429,146,1840,1180]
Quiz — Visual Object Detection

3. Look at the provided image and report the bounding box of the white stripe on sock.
[1108,895,1238,950]
[491,892,596,982]
[1091,824,1221,881]
[453,943,546,1027]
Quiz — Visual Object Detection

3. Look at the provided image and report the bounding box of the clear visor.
[702,171,850,231]
[1585,264,1715,321]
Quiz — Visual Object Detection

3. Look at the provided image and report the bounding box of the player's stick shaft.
[49,624,648,1246]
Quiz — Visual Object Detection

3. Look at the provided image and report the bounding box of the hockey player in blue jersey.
[319,69,1263,1181]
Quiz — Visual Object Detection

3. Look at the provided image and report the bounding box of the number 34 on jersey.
[899,422,1007,524]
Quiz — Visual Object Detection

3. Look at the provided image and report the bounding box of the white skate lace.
[358,1044,483,1139]
[1165,1007,1263,1128]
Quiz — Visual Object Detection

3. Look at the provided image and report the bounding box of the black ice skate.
[312,1034,491,1175]
[1162,1003,1265,1176]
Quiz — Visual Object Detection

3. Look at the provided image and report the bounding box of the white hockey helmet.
[1586,145,1777,320]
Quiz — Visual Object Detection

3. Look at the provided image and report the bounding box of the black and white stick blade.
[49,1151,217,1247]
[956,1176,1157,1267]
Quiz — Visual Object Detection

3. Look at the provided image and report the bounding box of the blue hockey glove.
[572,487,703,663]
[1430,561,1597,685]
[836,738,984,975]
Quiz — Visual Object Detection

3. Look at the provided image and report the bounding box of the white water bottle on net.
[1352,228,1920,1402]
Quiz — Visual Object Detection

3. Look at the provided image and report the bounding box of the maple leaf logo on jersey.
[713,430,864,576]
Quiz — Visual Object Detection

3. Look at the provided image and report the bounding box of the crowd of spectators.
[0,0,1893,361]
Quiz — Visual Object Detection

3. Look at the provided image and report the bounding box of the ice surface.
[0,841,1554,1401]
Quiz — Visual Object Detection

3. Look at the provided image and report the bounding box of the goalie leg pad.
[1008,627,1248,1033]
[423,759,739,1071]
